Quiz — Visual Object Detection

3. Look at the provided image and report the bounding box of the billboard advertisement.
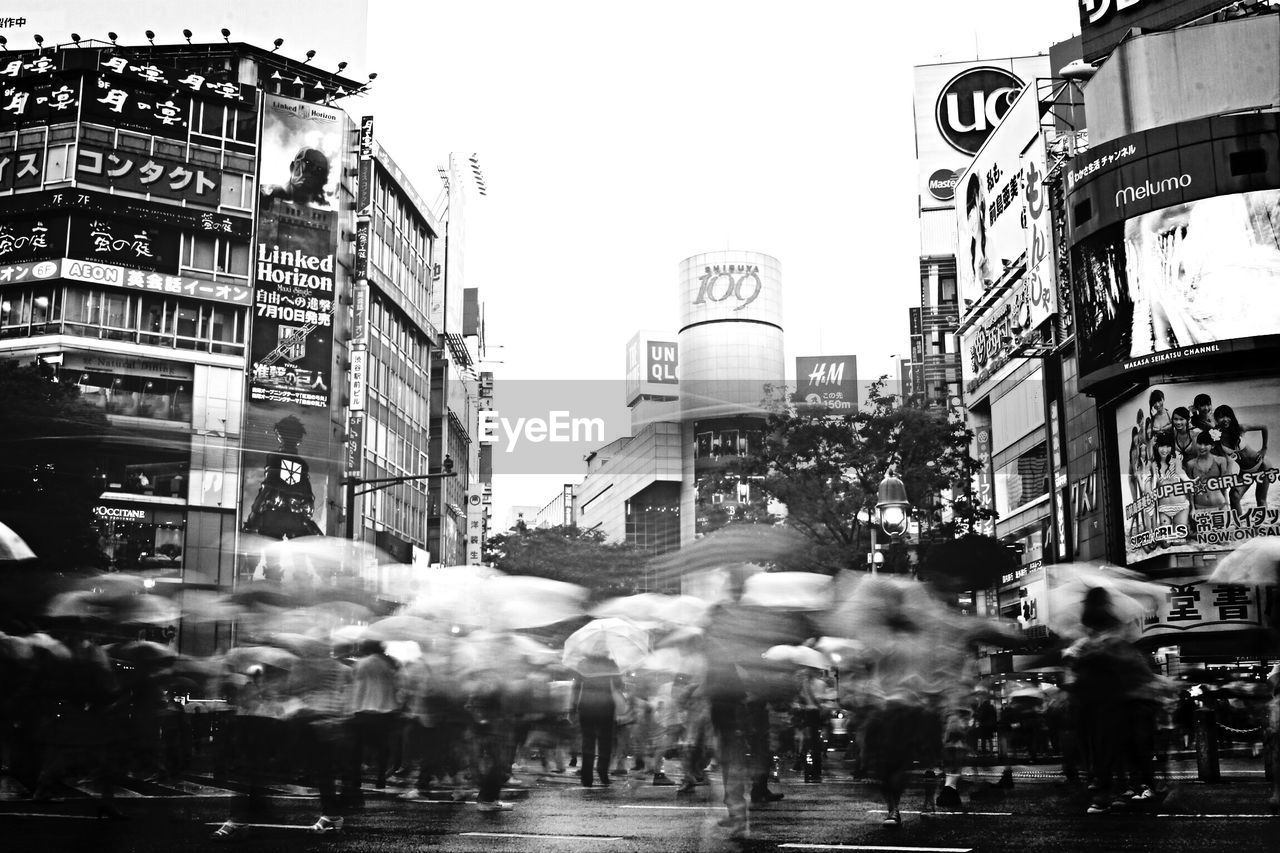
[912,56,1049,212]
[1073,188,1280,382]
[248,93,341,409]
[240,94,345,565]
[793,355,858,414]
[955,85,1049,309]
[1113,376,1280,564]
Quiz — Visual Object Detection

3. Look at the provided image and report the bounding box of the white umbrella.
[562,617,651,674]
[590,593,709,627]
[1207,537,1280,586]
[365,614,437,644]
[763,643,831,670]
[405,568,587,630]
[639,646,705,677]
[0,521,35,561]
[1046,562,1166,640]
[741,571,833,610]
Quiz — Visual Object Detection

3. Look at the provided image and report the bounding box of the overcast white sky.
[25,1,1082,524]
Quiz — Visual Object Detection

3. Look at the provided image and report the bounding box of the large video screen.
[1113,376,1280,565]
[1073,188,1280,380]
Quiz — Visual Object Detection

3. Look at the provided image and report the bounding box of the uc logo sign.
[935,67,1024,156]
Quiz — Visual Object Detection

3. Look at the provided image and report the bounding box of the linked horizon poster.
[1113,376,1280,565]
[239,93,344,566]
[1073,188,1280,382]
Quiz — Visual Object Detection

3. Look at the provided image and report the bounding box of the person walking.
[572,655,619,788]
[287,641,352,833]
[346,640,400,801]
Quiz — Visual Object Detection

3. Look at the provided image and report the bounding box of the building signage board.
[1078,1,1235,63]
[1139,577,1273,640]
[0,147,51,192]
[0,216,66,264]
[76,144,223,205]
[1068,116,1280,387]
[1113,376,1280,564]
[678,253,782,330]
[466,493,486,566]
[248,93,341,409]
[58,258,251,305]
[955,85,1049,309]
[912,56,1048,212]
[345,413,365,479]
[348,348,367,413]
[961,272,1058,399]
[0,73,81,130]
[79,72,193,141]
[793,355,858,413]
[625,330,680,406]
[66,214,180,273]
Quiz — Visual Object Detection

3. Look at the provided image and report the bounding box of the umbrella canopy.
[108,639,178,665]
[0,521,36,561]
[741,571,834,610]
[639,645,705,677]
[226,584,297,610]
[222,645,298,672]
[331,623,368,645]
[46,590,179,626]
[365,614,437,644]
[1046,563,1166,640]
[405,568,586,631]
[590,593,709,627]
[562,617,651,674]
[763,643,831,670]
[1207,537,1280,586]
[647,524,813,583]
[175,589,242,624]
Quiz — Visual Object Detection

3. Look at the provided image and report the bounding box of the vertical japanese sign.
[466,493,486,565]
[240,94,343,561]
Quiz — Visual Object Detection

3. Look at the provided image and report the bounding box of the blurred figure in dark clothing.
[573,655,619,788]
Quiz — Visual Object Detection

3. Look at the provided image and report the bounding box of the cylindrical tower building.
[677,251,785,546]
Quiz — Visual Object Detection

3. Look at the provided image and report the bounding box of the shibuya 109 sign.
[679,252,781,329]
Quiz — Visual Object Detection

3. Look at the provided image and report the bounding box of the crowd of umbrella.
[1,520,1278,827]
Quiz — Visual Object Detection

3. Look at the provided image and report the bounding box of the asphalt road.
[1,770,1276,853]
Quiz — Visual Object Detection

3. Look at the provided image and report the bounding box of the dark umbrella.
[226,584,296,610]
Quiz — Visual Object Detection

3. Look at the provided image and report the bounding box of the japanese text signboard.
[247,94,342,409]
[76,144,222,204]
[1140,577,1274,639]
[1113,376,1280,564]
[66,214,180,273]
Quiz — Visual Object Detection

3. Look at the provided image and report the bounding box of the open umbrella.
[763,643,831,670]
[108,639,178,666]
[0,521,36,561]
[647,524,813,584]
[741,571,834,610]
[1046,563,1166,640]
[589,593,708,627]
[1207,537,1280,586]
[562,617,650,674]
[222,645,298,672]
[365,614,437,644]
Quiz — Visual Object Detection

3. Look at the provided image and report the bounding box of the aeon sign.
[935,67,1024,156]
[694,264,762,311]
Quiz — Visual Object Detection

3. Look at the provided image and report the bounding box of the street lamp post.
[341,455,456,540]
[869,472,911,575]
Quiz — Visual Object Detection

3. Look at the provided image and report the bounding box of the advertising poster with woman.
[1114,377,1280,563]
[1073,188,1280,379]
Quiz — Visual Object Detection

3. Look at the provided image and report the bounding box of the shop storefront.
[93,501,186,578]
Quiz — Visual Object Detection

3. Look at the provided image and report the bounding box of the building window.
[180,233,250,278]
[994,442,1049,517]
[44,143,75,182]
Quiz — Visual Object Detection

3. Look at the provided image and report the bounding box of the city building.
[0,34,486,649]
[1063,4,1280,673]
[908,56,1051,410]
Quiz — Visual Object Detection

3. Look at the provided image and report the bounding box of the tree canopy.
[483,524,656,599]
[740,377,996,574]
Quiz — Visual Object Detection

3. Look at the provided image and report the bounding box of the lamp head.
[220,27,230,42]
[875,474,911,537]
[442,455,455,475]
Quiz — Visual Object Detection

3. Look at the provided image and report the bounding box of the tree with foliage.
[483,524,656,599]
[0,359,110,572]
[740,376,996,575]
